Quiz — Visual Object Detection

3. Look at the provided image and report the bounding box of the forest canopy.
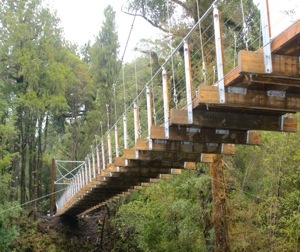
[0,0,299,251]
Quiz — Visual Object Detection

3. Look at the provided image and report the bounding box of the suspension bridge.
[52,0,300,217]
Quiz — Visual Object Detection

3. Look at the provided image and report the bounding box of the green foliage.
[112,171,209,251]
[0,203,21,251]
[226,115,300,251]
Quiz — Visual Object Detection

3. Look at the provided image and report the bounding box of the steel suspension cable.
[167,0,178,107]
[196,0,207,81]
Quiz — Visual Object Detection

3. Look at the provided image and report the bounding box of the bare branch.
[121,6,169,34]
[171,0,188,11]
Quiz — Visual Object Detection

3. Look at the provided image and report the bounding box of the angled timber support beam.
[271,19,300,56]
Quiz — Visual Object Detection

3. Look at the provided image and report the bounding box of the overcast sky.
[44,0,160,62]
[44,0,300,61]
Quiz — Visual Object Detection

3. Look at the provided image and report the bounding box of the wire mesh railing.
[55,0,300,213]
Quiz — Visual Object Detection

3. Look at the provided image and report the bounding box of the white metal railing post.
[213,3,225,103]
[70,179,73,197]
[260,0,272,73]
[85,157,90,182]
[91,146,96,178]
[84,160,88,183]
[101,140,106,169]
[123,114,128,149]
[115,124,119,157]
[146,87,153,136]
[96,144,101,174]
[79,168,83,188]
[106,104,113,164]
[81,167,84,187]
[162,68,170,139]
[146,87,153,150]
[107,134,112,164]
[133,102,140,142]
[72,178,75,196]
[88,156,92,180]
[75,176,78,194]
[183,40,193,124]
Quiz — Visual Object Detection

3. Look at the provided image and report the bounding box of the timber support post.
[210,155,230,252]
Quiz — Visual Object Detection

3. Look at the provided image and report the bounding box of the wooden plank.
[123,149,137,159]
[201,154,216,163]
[271,19,300,56]
[184,162,196,169]
[170,108,189,125]
[238,50,300,78]
[170,108,297,132]
[171,168,182,175]
[159,174,172,179]
[114,157,127,167]
[197,85,300,112]
[135,139,149,150]
[247,75,300,88]
[222,144,235,155]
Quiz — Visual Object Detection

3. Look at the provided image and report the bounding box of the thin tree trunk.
[19,107,27,204]
[11,156,19,201]
[37,116,44,199]
[199,187,214,252]
[210,155,230,252]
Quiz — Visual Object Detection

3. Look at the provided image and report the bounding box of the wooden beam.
[114,156,186,168]
[197,86,300,112]
[238,50,300,78]
[170,108,297,132]
[133,145,235,162]
[136,138,235,153]
[201,154,216,163]
[246,75,300,88]
[184,162,196,169]
[150,125,261,145]
[271,19,300,56]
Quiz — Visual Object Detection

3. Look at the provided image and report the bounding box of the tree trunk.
[19,107,27,204]
[11,156,19,201]
[210,155,230,252]
[199,187,214,252]
[37,116,44,199]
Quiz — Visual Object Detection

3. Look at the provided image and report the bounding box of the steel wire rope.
[196,0,207,82]
[0,188,67,215]
[167,0,178,108]
[134,52,142,137]
[95,1,224,153]
[59,2,222,201]
[149,49,157,125]
[108,0,219,133]
[241,0,249,50]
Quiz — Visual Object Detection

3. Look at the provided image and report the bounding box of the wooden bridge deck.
[55,20,300,217]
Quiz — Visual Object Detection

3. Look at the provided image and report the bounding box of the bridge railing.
[55,0,298,213]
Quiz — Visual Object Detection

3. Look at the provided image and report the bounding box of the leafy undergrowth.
[12,212,104,252]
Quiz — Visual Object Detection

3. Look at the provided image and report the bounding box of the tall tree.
[0,0,72,205]
[79,5,120,156]
[89,5,120,109]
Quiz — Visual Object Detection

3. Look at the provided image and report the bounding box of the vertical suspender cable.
[196,0,207,82]
[167,0,178,107]
[241,0,249,50]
